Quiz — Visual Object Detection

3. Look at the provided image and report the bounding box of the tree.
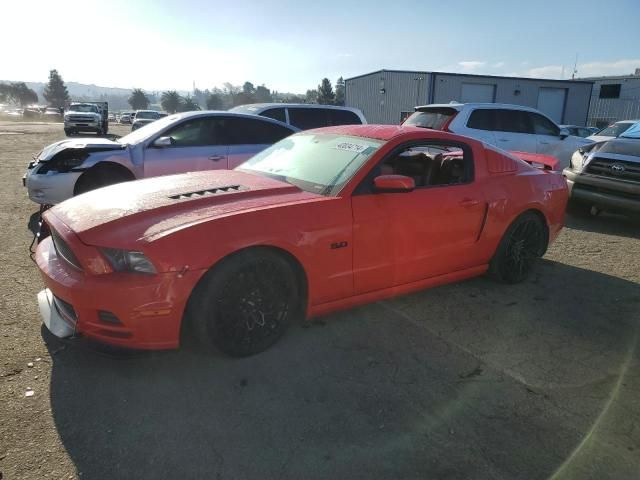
[335,77,345,106]
[0,82,38,106]
[128,88,149,110]
[161,90,183,113]
[179,96,201,112]
[255,85,272,103]
[305,89,318,104]
[43,69,70,108]
[317,78,335,105]
[206,93,224,110]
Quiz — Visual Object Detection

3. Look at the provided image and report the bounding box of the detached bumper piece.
[38,288,76,338]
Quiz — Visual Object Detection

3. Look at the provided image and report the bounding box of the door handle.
[539,141,550,145]
[459,198,480,208]
[497,138,509,142]
[208,155,224,161]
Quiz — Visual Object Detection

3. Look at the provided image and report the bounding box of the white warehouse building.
[581,69,640,128]
[345,70,593,126]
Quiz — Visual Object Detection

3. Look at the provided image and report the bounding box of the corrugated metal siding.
[346,71,431,124]
[586,78,640,128]
[432,73,591,125]
[347,70,591,126]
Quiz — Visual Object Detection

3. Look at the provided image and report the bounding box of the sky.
[1,0,639,93]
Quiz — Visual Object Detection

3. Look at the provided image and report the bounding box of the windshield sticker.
[334,142,368,153]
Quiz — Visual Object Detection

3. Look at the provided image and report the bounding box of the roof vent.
[168,184,247,200]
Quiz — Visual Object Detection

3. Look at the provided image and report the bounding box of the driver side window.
[375,143,473,188]
[163,118,225,147]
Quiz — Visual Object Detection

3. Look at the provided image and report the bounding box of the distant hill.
[0,80,134,99]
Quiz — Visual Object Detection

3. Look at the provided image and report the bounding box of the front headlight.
[570,150,588,170]
[100,248,157,274]
[37,152,88,174]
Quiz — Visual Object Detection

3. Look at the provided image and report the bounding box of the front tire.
[186,250,301,357]
[489,212,547,284]
[74,165,134,196]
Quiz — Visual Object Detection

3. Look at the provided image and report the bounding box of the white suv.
[403,103,592,169]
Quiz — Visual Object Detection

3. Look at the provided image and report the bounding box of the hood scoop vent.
[169,184,247,200]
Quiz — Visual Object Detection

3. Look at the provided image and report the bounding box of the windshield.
[69,104,98,113]
[135,111,158,119]
[403,107,458,129]
[238,133,382,195]
[117,114,181,144]
[620,122,640,139]
[597,122,633,137]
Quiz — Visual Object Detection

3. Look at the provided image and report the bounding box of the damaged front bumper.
[37,288,76,338]
[24,163,82,205]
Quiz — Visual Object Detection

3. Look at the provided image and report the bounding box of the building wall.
[585,77,640,128]
[346,70,592,126]
[432,74,591,125]
[345,71,431,124]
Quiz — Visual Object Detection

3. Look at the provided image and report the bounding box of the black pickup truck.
[563,123,640,215]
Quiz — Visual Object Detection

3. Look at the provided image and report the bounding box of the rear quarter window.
[260,108,286,123]
[403,107,458,130]
[328,109,362,126]
[287,108,330,130]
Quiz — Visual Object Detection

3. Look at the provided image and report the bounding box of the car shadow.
[28,210,40,236]
[566,210,640,240]
[45,261,640,479]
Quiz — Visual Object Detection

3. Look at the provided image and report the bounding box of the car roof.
[300,124,471,142]
[161,110,301,130]
[415,102,550,114]
[230,103,363,113]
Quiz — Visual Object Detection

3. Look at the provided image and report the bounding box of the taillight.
[441,113,458,132]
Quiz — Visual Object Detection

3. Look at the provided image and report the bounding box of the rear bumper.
[35,236,203,350]
[564,168,640,212]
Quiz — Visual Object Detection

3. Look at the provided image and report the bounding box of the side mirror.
[559,128,570,139]
[152,136,174,147]
[373,175,415,193]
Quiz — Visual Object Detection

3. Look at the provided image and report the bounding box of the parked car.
[131,110,162,131]
[23,108,41,120]
[586,120,639,142]
[108,113,116,122]
[64,102,109,136]
[1,108,23,120]
[34,124,567,355]
[403,103,592,169]
[42,108,63,122]
[229,103,366,130]
[119,112,133,124]
[563,121,640,215]
[559,125,594,138]
[24,111,299,205]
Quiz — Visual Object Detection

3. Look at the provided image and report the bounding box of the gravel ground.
[1,122,639,480]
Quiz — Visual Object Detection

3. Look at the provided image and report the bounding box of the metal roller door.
[537,87,566,123]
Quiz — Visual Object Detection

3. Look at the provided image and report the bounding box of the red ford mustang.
[35,125,568,356]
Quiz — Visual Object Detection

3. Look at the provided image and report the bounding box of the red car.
[35,125,568,356]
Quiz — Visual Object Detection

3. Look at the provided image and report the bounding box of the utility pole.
[571,54,578,80]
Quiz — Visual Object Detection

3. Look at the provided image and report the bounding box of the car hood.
[37,138,125,161]
[46,170,320,246]
[587,134,615,142]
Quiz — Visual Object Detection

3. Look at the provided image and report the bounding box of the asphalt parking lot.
[1,121,639,480]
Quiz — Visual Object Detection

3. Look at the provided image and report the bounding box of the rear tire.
[489,212,546,284]
[74,165,134,196]
[186,249,301,357]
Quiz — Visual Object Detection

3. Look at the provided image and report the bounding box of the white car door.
[142,117,228,177]
[491,109,537,153]
[531,112,592,169]
[224,116,296,169]
[458,108,497,145]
